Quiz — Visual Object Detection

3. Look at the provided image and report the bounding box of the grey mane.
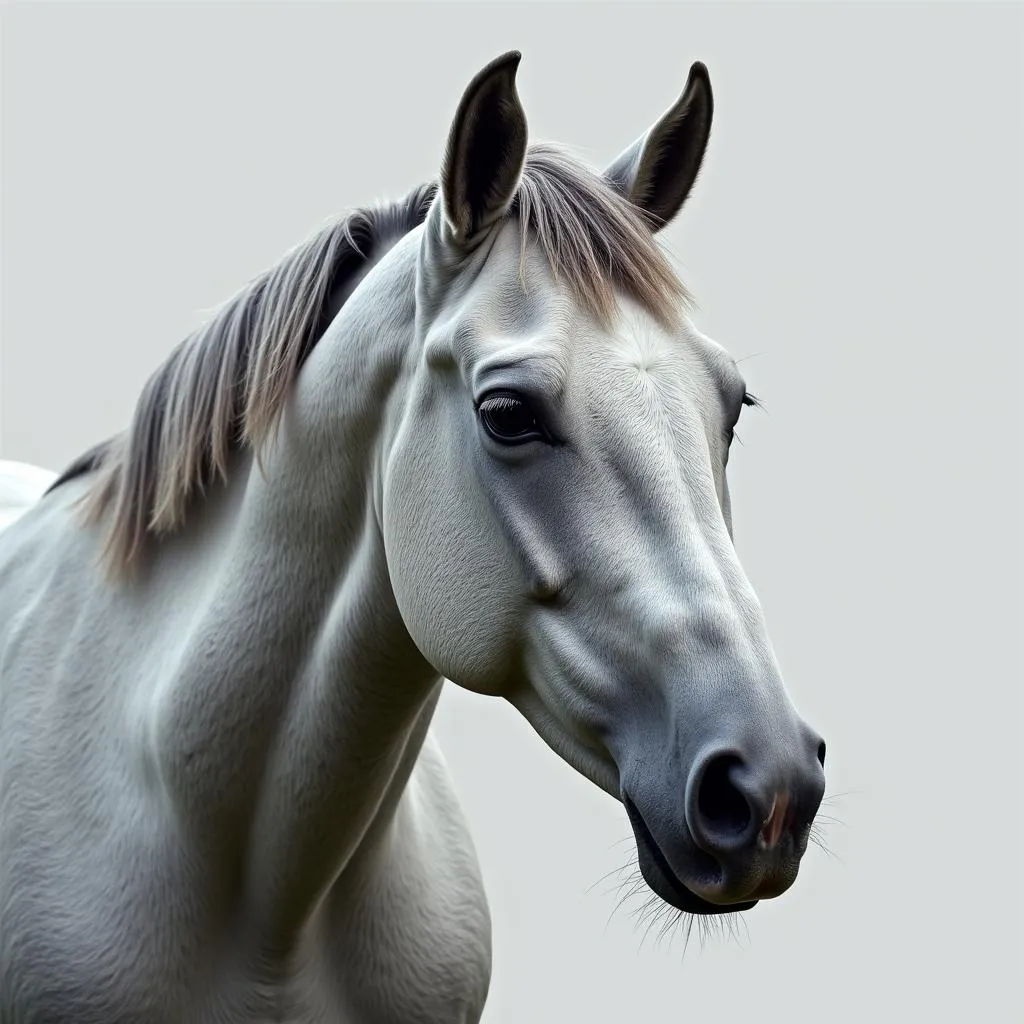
[49,144,689,577]
[47,182,439,571]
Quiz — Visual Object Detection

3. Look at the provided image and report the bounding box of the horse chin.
[638,851,757,916]
[624,795,758,917]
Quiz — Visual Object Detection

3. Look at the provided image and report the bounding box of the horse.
[0,52,827,1023]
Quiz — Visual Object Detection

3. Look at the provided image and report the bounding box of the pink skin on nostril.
[758,792,791,850]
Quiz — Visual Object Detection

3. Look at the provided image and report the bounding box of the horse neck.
[151,237,440,950]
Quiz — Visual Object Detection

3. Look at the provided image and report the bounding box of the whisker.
[808,826,834,857]
[821,790,862,804]
[656,908,683,949]
[596,843,754,960]
[680,914,697,959]
[807,800,848,864]
[637,904,664,951]
[812,812,847,827]
[586,860,636,895]
[606,835,636,851]
[605,865,649,931]
[600,869,644,902]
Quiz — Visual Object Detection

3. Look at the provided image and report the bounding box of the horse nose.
[685,729,826,871]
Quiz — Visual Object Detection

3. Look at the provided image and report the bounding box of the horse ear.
[604,62,713,232]
[440,51,528,247]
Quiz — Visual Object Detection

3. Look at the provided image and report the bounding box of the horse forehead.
[439,249,574,357]
[445,231,737,397]
[585,311,735,405]
[453,312,733,428]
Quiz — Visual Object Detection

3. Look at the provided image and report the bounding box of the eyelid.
[478,392,521,411]
[475,381,548,408]
[474,386,553,428]
[475,387,564,447]
[471,349,568,401]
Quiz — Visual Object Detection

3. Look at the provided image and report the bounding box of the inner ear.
[604,62,714,231]
[441,51,529,247]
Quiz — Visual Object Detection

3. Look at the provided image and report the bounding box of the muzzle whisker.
[586,859,637,896]
[636,898,670,951]
[603,862,649,931]
[655,907,684,950]
[599,866,644,902]
[820,789,862,805]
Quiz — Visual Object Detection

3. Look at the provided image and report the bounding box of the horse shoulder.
[315,726,493,1023]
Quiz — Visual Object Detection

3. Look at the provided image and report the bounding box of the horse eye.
[477,392,548,446]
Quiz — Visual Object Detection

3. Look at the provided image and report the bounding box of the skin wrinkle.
[471,348,569,407]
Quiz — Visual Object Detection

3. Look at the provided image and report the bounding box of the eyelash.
[725,392,760,446]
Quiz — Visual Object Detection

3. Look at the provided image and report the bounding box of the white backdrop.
[2,3,1021,1021]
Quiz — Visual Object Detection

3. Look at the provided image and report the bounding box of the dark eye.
[724,389,757,446]
[724,391,759,447]
[477,391,550,446]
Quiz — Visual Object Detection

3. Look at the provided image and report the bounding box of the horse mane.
[510,144,689,330]
[51,144,689,576]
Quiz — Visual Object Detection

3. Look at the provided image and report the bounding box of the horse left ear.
[440,50,529,248]
[604,62,713,231]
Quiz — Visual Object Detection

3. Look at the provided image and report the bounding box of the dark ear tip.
[683,61,713,118]
[479,50,523,82]
[688,61,711,91]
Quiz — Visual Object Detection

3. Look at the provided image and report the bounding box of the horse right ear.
[440,51,529,249]
[603,62,713,232]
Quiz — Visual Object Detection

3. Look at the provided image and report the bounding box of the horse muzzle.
[621,726,827,914]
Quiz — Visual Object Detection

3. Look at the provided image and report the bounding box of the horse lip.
[622,793,757,916]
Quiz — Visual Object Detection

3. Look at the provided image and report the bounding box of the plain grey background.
[2,2,1022,1021]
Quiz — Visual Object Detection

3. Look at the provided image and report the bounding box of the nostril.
[695,754,753,840]
[816,741,826,767]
